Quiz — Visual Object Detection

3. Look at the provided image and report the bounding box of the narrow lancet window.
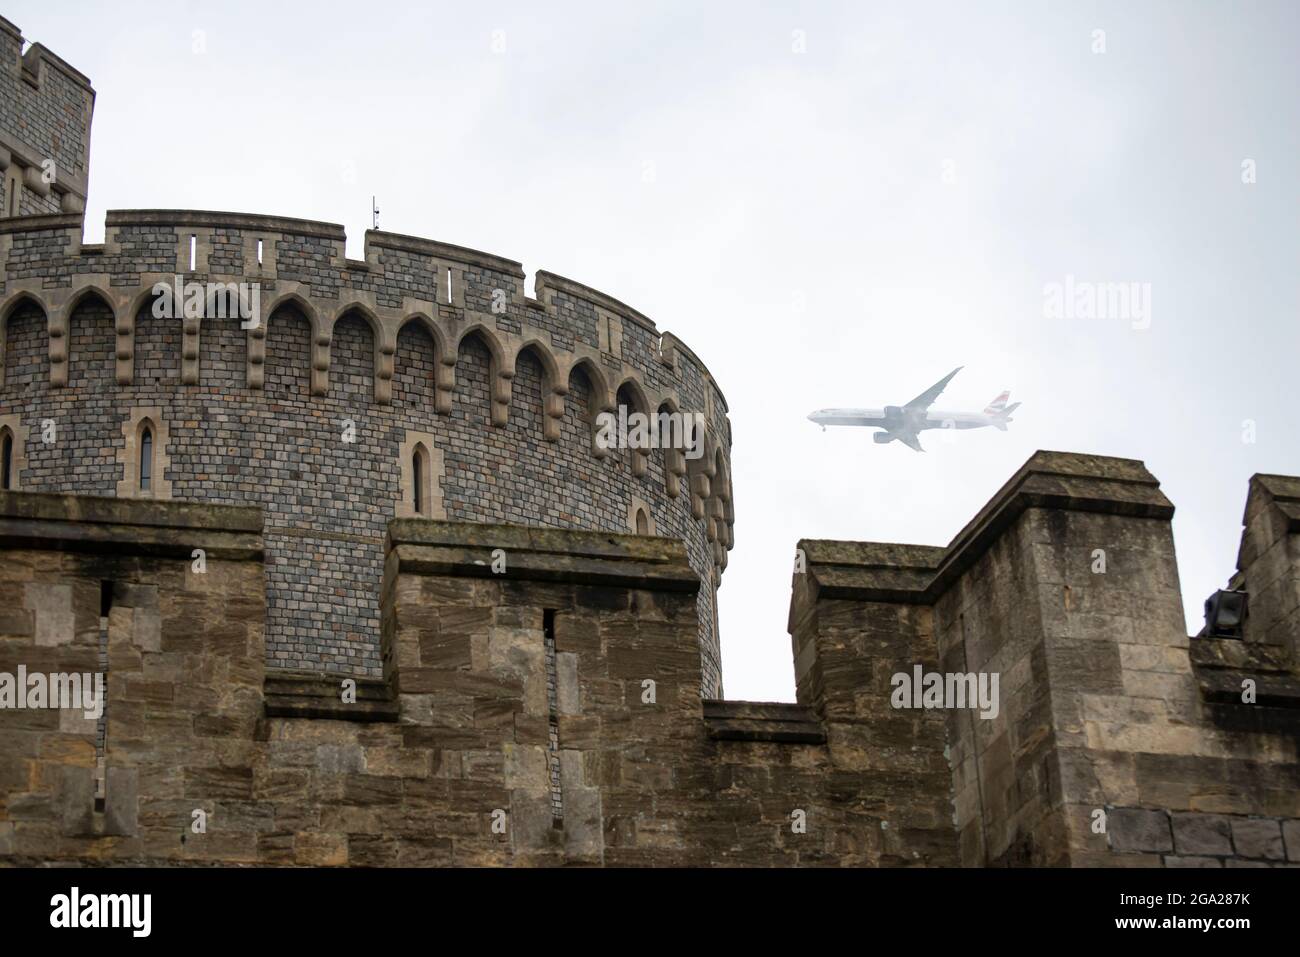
[1,431,13,490]
[139,427,153,492]
[413,451,423,514]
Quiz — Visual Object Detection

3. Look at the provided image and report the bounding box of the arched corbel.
[181,314,201,385]
[712,451,733,549]
[115,308,135,385]
[688,445,716,520]
[311,325,332,396]
[47,308,68,388]
[631,396,650,475]
[247,319,266,389]
[706,495,725,543]
[590,391,615,459]
[543,383,567,441]
[664,455,682,498]
[690,471,713,506]
[490,352,515,427]
[669,448,688,497]
[689,486,706,519]
[375,329,396,404]
[436,354,456,414]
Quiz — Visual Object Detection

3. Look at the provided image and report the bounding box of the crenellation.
[0,212,732,458]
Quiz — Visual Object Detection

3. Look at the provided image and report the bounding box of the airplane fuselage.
[807,408,1001,431]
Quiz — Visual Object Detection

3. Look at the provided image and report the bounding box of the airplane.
[806,367,1020,452]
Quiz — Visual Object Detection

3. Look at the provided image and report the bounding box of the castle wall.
[796,452,1300,868]
[4,455,1298,867]
[0,212,734,695]
[0,492,944,866]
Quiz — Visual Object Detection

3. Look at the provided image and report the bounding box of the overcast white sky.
[14,0,1298,701]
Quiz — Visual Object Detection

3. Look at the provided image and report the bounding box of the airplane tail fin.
[983,391,1011,415]
[991,401,1021,431]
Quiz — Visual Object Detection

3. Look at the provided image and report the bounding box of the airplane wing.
[902,367,963,413]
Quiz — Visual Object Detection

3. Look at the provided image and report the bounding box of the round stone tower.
[0,211,734,694]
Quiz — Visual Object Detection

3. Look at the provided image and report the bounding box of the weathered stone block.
[1108,808,1172,853]
[342,774,403,806]
[1231,817,1284,860]
[556,651,580,715]
[25,583,74,647]
[554,613,601,655]
[55,763,94,836]
[133,606,162,652]
[294,831,348,866]
[510,793,561,853]
[1171,813,1233,856]
[419,632,471,669]
[104,766,139,836]
[0,606,34,637]
[183,765,254,799]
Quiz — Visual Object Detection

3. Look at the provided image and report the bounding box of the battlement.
[792,451,1174,610]
[0,208,730,439]
[0,18,95,218]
